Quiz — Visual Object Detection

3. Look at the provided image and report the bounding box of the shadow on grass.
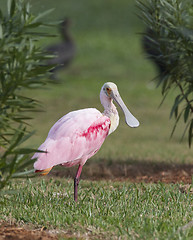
[50,159,193,184]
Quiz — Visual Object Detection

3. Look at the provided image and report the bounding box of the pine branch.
[0,0,56,190]
[138,0,193,146]
[175,80,193,114]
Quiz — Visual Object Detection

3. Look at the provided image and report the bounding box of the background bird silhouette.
[46,18,76,79]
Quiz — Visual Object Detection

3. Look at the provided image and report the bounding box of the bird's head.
[102,82,118,98]
[100,82,140,128]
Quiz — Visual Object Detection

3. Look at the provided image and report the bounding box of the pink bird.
[32,82,139,201]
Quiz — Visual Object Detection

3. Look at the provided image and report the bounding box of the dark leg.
[74,165,83,202]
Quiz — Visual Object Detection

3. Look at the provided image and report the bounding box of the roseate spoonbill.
[32,82,139,201]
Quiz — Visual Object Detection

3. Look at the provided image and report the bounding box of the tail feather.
[35,167,53,176]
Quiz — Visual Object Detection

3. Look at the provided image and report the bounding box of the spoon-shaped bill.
[111,90,140,128]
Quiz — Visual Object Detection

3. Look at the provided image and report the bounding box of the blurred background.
[3,0,192,166]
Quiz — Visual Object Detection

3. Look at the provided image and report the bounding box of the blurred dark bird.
[46,18,76,79]
[142,28,167,77]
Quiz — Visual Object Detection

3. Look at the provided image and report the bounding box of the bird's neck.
[61,30,72,42]
[103,100,119,135]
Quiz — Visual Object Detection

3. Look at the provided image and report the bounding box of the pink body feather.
[32,108,111,170]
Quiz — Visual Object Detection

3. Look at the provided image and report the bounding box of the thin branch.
[175,80,193,114]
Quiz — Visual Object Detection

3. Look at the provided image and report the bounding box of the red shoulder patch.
[81,117,111,140]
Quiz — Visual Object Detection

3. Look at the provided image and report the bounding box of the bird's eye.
[105,87,111,96]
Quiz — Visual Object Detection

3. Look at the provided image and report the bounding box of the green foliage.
[0,0,55,190]
[137,0,193,147]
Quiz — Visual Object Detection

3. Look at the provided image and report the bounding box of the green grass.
[1,178,193,239]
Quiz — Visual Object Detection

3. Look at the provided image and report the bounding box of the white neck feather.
[100,92,119,135]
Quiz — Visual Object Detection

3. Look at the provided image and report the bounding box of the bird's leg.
[74,164,83,202]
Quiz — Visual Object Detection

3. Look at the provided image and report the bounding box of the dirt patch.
[0,222,79,240]
[50,160,193,184]
[0,223,56,240]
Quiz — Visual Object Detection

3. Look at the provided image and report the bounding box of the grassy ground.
[1,0,193,239]
[1,179,193,239]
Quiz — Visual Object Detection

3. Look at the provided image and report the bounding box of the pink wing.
[33,108,111,170]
